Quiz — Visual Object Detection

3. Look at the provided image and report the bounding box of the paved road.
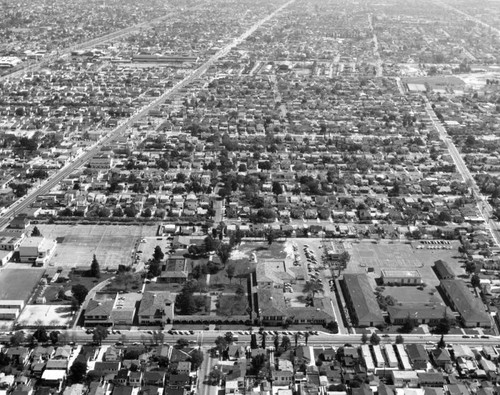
[0,0,296,230]
[435,1,500,37]
[1,328,497,348]
[368,14,383,77]
[423,98,500,247]
[0,7,199,82]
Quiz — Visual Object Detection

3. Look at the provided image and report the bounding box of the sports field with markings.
[37,224,158,269]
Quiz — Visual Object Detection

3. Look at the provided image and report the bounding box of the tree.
[175,282,198,315]
[370,333,381,345]
[224,332,234,344]
[437,334,446,349]
[123,206,138,218]
[226,265,235,283]
[149,260,162,277]
[272,181,283,196]
[281,335,291,350]
[176,338,189,349]
[10,331,25,346]
[304,332,310,345]
[261,332,267,349]
[435,316,451,335]
[90,254,100,278]
[250,333,258,349]
[265,230,277,246]
[69,359,87,383]
[0,352,10,368]
[338,251,351,268]
[49,331,60,345]
[215,336,228,355]
[438,211,452,223]
[153,246,164,262]
[208,368,224,386]
[250,354,266,375]
[71,284,89,305]
[471,274,481,291]
[395,335,404,344]
[33,327,49,343]
[361,333,368,344]
[326,321,339,333]
[92,326,108,345]
[464,260,476,274]
[217,243,232,267]
[303,280,324,297]
[401,315,415,333]
[189,349,204,370]
[31,226,42,237]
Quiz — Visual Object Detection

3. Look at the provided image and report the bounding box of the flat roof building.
[381,270,422,285]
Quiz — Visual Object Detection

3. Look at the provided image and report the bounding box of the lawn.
[39,271,113,304]
[104,272,142,292]
[381,285,444,307]
[0,268,44,302]
[216,295,248,316]
[193,295,211,315]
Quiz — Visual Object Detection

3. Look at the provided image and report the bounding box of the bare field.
[36,224,157,269]
[18,305,73,327]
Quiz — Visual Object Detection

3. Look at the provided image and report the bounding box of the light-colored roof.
[41,369,66,380]
[381,269,421,278]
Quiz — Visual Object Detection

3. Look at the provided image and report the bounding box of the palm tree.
[294,332,301,348]
[273,334,280,351]
[260,332,267,349]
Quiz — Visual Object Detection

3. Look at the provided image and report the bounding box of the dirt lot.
[17,305,73,327]
[0,268,44,302]
[36,224,157,269]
